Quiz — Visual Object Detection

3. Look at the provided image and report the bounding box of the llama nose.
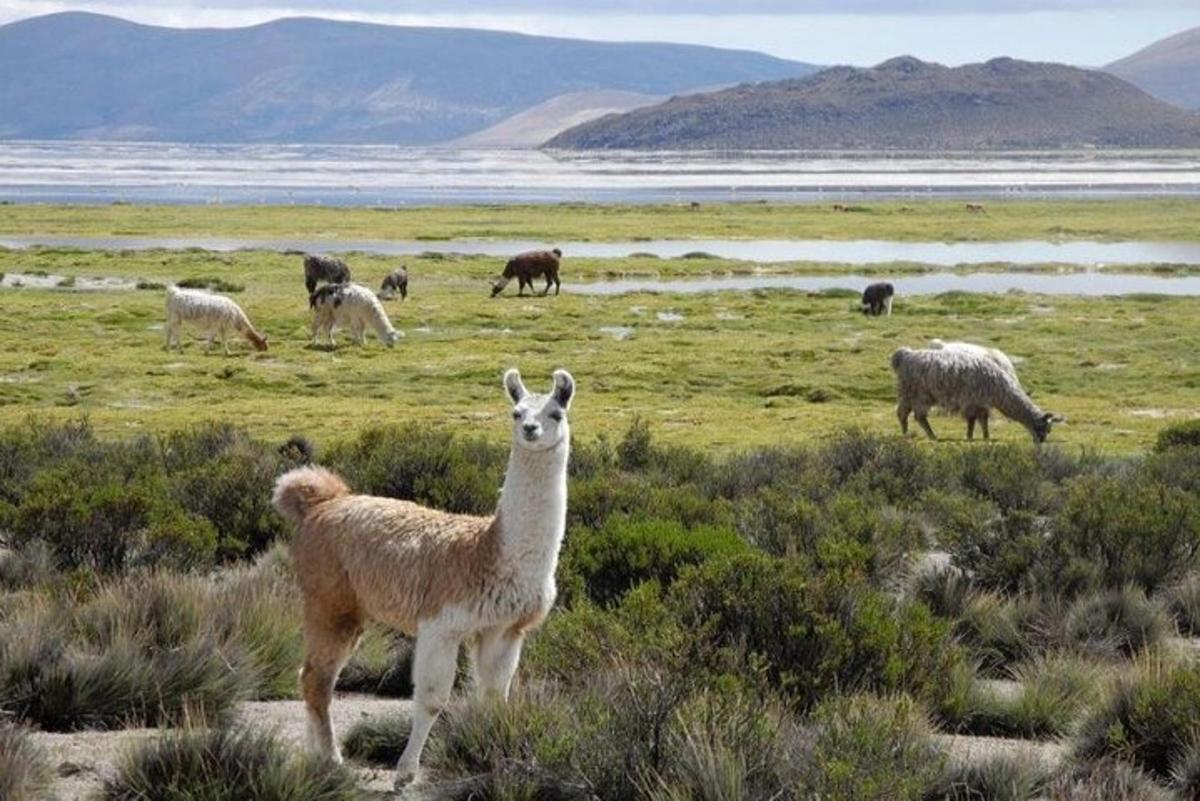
[522,423,539,436]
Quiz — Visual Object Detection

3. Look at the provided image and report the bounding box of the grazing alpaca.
[861,282,895,316]
[490,249,562,297]
[891,345,1055,442]
[164,286,268,354]
[303,255,352,295]
[309,283,400,347]
[272,368,575,789]
[380,267,408,300]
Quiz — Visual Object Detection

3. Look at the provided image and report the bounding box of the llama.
[861,282,895,316]
[272,368,575,789]
[164,286,268,354]
[490,249,562,297]
[966,203,986,214]
[303,255,352,295]
[380,266,408,300]
[891,345,1055,442]
[309,283,400,347]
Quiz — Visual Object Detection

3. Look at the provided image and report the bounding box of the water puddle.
[0,272,137,291]
[4,236,1200,267]
[571,272,1200,297]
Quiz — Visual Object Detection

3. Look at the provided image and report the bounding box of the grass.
[0,246,1198,451]
[0,725,54,801]
[2,199,1200,241]
[99,727,362,801]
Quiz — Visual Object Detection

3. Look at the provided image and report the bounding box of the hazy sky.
[2,0,1199,66]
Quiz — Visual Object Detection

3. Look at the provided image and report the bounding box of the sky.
[2,0,1199,66]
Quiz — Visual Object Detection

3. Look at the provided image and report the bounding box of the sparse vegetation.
[0,725,54,801]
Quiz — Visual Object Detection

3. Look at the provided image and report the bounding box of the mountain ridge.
[1106,26,1200,110]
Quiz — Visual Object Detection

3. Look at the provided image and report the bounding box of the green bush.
[1064,587,1173,659]
[565,516,748,606]
[1044,759,1174,801]
[1074,656,1200,782]
[794,694,944,801]
[174,276,244,293]
[928,752,1050,801]
[1166,573,1200,636]
[336,626,414,697]
[1172,738,1200,800]
[0,725,54,801]
[1154,419,1200,452]
[99,728,361,801]
[669,553,959,710]
[342,713,410,765]
[326,424,503,515]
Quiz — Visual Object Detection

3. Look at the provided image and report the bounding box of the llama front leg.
[473,626,524,700]
[897,402,911,435]
[395,629,460,789]
[980,410,990,441]
[915,410,937,440]
[220,327,230,356]
[300,613,361,763]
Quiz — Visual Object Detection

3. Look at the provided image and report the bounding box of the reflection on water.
[1,142,1199,205]
[572,273,1200,297]
[4,235,1200,266]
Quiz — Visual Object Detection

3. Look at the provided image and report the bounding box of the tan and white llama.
[272,368,575,789]
[164,286,268,354]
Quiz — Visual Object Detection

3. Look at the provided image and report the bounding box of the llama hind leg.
[300,609,362,763]
[395,627,460,789]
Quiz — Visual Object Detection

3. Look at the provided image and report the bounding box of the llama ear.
[504,369,527,404]
[551,369,575,410]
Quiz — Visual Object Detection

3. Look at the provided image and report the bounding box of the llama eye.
[549,411,563,422]
[512,410,521,420]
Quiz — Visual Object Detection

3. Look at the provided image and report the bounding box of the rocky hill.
[1107,26,1200,110]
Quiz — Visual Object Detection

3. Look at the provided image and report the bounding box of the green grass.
[2,199,1200,241]
[0,245,1196,451]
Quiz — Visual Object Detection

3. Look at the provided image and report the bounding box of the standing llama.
[272,368,576,789]
[164,286,268,354]
[303,254,352,295]
[380,266,408,300]
[309,283,400,347]
[861,282,895,316]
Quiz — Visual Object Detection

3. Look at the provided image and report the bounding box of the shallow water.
[571,272,1200,297]
[5,235,1200,267]
[2,142,1199,205]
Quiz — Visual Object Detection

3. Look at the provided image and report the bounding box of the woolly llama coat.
[164,286,268,353]
[303,254,351,294]
[928,339,1017,378]
[891,346,1053,442]
[310,283,399,347]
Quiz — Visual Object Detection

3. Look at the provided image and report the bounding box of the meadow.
[1,200,1199,800]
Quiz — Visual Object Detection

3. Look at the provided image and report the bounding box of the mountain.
[547,56,1200,150]
[1107,26,1200,110]
[0,12,818,144]
[449,90,667,149]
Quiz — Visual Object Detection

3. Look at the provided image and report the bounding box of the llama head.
[504,368,574,452]
[385,330,401,348]
[249,330,269,352]
[1031,412,1054,444]
[490,276,510,298]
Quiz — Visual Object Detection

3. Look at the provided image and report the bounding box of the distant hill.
[0,12,818,144]
[547,56,1200,150]
[1107,26,1200,110]
[450,90,666,149]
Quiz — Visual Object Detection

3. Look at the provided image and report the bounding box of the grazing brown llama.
[490,249,562,297]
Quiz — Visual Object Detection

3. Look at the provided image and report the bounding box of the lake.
[2,141,1199,205]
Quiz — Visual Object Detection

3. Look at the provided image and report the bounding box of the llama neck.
[994,379,1044,432]
[495,436,569,570]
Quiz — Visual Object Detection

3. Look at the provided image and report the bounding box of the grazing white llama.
[310,283,400,347]
[272,368,575,789]
[164,286,268,354]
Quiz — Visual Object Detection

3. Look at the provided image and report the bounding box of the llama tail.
[271,466,350,525]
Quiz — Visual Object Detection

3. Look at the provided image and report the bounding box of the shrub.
[1044,759,1174,801]
[1046,475,1200,594]
[1166,573,1200,636]
[617,416,654,471]
[0,725,54,801]
[929,752,1050,801]
[1154,419,1200,452]
[1074,656,1200,782]
[1172,738,1200,800]
[669,554,959,710]
[1064,587,1173,659]
[335,626,414,697]
[793,694,944,801]
[908,561,973,620]
[326,425,503,515]
[565,516,748,606]
[99,728,361,801]
[342,714,410,765]
[956,445,1051,515]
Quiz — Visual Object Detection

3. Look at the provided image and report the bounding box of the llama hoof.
[393,768,420,792]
